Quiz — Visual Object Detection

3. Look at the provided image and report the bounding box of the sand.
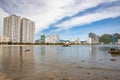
[0,64,120,80]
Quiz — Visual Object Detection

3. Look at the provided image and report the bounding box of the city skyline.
[0,0,120,41]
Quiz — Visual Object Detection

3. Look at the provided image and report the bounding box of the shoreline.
[0,44,119,46]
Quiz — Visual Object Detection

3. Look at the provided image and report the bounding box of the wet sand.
[0,64,120,80]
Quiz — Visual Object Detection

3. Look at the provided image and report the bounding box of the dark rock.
[105,76,109,79]
[110,58,116,61]
[87,72,90,75]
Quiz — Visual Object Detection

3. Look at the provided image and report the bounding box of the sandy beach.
[0,63,120,80]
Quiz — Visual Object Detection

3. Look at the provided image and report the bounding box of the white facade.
[3,14,35,43]
[118,39,120,44]
[86,37,92,44]
[45,35,59,43]
[21,18,35,43]
[87,35,99,45]
[3,14,21,43]
[74,37,81,44]
[0,36,9,43]
[94,36,99,44]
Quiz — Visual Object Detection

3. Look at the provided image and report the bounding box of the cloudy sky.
[0,0,120,40]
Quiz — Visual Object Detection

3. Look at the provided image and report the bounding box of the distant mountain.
[59,39,70,43]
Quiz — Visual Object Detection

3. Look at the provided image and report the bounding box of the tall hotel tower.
[3,14,35,43]
[21,18,35,43]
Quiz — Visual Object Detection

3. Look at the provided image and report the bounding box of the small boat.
[25,49,30,51]
[108,48,120,54]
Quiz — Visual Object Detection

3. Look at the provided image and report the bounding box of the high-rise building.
[21,18,35,43]
[86,37,92,44]
[3,14,21,43]
[87,32,99,44]
[3,14,35,43]
[40,35,46,43]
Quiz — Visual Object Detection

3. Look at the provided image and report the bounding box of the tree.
[99,34,112,44]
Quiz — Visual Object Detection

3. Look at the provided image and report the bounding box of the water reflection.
[0,46,34,71]
[0,45,120,72]
[34,46,60,64]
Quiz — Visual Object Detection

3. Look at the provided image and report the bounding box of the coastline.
[0,44,119,46]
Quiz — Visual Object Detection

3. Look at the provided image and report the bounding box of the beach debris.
[63,77,72,80]
[87,72,90,75]
[105,76,109,79]
[110,58,116,61]
[81,60,85,62]
[25,49,30,51]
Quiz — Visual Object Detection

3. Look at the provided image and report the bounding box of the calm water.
[0,45,120,76]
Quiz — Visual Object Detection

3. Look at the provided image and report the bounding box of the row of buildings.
[39,33,120,45]
[40,35,59,44]
[39,33,98,44]
[86,32,99,45]
[39,35,81,44]
[0,14,35,43]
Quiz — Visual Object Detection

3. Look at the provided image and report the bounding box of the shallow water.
[0,45,120,70]
[0,45,120,79]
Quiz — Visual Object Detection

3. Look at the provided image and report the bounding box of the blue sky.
[0,0,120,41]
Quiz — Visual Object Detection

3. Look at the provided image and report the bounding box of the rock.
[110,58,116,61]
[87,72,90,75]
[63,77,72,80]
[105,76,109,79]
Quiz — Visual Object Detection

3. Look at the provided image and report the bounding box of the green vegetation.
[113,33,120,42]
[99,34,112,44]
[99,33,120,44]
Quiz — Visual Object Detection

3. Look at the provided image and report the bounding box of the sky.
[0,0,120,41]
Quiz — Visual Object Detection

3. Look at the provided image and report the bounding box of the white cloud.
[55,5,120,29]
[0,0,119,34]
[0,7,8,35]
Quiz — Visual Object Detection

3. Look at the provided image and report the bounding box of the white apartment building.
[45,35,59,43]
[21,18,35,43]
[118,39,120,44]
[86,37,92,44]
[0,36,9,43]
[3,14,21,43]
[3,14,35,43]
